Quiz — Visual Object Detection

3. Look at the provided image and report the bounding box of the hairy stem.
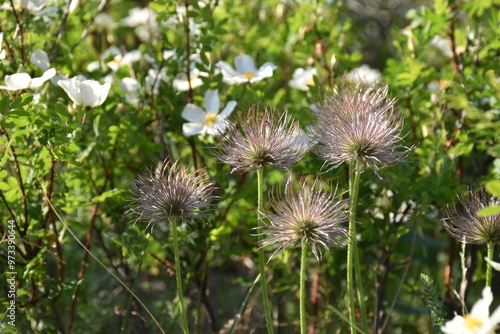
[300,239,307,334]
[257,168,274,334]
[171,218,190,333]
[486,243,494,287]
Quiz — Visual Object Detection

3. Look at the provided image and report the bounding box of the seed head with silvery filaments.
[443,188,500,245]
[213,108,312,174]
[126,158,218,228]
[257,179,350,262]
[313,80,413,173]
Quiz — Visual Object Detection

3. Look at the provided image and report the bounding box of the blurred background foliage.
[0,0,499,333]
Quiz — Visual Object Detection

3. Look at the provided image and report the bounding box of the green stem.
[347,160,368,334]
[300,239,307,334]
[486,243,494,287]
[171,218,190,334]
[257,168,274,334]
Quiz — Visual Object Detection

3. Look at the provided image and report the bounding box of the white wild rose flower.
[288,67,317,91]
[441,286,500,334]
[182,89,236,136]
[0,68,56,90]
[58,76,111,107]
[216,54,277,85]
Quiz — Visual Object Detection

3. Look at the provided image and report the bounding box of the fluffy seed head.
[126,158,218,227]
[213,107,311,173]
[256,179,349,262]
[312,80,411,172]
[443,188,500,245]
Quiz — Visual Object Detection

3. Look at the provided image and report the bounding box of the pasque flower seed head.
[443,188,500,245]
[214,107,311,173]
[313,80,412,172]
[256,179,349,262]
[126,158,218,227]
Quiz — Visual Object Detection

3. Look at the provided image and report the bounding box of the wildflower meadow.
[1,0,499,333]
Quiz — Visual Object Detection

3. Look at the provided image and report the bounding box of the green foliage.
[0,0,499,333]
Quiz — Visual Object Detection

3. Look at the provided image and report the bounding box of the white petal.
[4,73,32,90]
[30,68,56,88]
[183,122,205,136]
[216,60,239,77]
[58,78,84,104]
[204,89,220,112]
[219,100,237,118]
[485,257,500,272]
[173,78,191,92]
[120,77,140,94]
[30,49,50,71]
[207,119,226,135]
[95,82,110,106]
[234,54,256,74]
[470,287,493,318]
[251,64,275,83]
[79,80,102,106]
[182,104,205,122]
[260,61,278,70]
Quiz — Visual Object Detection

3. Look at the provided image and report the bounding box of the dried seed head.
[213,107,311,173]
[256,179,349,262]
[312,80,412,172]
[126,158,218,227]
[443,188,500,245]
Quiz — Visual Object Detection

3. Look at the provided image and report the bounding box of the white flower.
[288,67,317,91]
[121,7,158,42]
[30,49,50,71]
[485,256,500,271]
[58,77,111,107]
[0,33,5,60]
[0,68,56,90]
[3,0,47,14]
[182,89,237,136]
[216,54,277,85]
[441,287,500,334]
[345,64,381,86]
[173,68,207,92]
[145,67,168,96]
[120,77,141,105]
[106,49,142,71]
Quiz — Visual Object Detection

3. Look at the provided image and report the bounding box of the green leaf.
[149,1,167,13]
[91,188,125,203]
[485,180,500,197]
[10,93,33,108]
[477,204,500,217]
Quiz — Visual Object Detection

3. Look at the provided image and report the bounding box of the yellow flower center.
[307,79,315,86]
[243,72,254,80]
[464,314,483,331]
[204,111,218,127]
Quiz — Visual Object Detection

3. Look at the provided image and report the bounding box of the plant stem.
[257,168,274,334]
[347,160,368,333]
[300,239,307,334]
[171,218,190,334]
[486,243,494,287]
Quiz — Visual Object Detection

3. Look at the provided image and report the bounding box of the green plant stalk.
[486,243,494,287]
[171,218,190,334]
[300,239,307,334]
[257,168,274,334]
[120,238,147,334]
[347,160,368,333]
